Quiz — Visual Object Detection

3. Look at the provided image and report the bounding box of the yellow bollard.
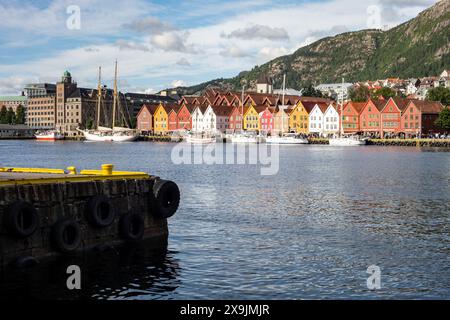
[102,164,114,175]
[67,166,77,175]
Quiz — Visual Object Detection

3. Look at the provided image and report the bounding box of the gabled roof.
[409,100,444,114]
[137,103,159,118]
[300,101,318,114]
[344,101,366,114]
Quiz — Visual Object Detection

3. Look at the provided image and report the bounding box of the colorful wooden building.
[342,102,365,134]
[360,99,386,137]
[153,103,169,134]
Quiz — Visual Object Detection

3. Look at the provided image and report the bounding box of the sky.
[0,0,440,95]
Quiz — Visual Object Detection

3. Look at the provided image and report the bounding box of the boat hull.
[35,132,64,141]
[329,138,367,146]
[266,137,308,145]
[80,130,138,142]
[185,136,215,144]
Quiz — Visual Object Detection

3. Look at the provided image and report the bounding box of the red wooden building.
[380,98,409,138]
[177,103,194,130]
[259,107,275,134]
[360,99,386,137]
[168,105,181,132]
[409,100,444,136]
[342,102,365,134]
[228,106,243,132]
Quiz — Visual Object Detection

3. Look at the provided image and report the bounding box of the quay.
[308,138,450,147]
[0,164,180,268]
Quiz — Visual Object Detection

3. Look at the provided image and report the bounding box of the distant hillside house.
[315,83,353,101]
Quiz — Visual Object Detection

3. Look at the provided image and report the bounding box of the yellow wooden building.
[153,103,169,134]
[289,101,312,134]
[243,105,261,131]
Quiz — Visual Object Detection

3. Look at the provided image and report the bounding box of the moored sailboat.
[78,62,138,142]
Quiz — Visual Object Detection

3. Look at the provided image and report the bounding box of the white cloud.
[171,80,187,88]
[0,0,440,94]
[220,46,251,58]
[150,32,191,52]
[115,39,149,52]
[258,47,290,61]
[222,24,289,41]
[176,58,192,66]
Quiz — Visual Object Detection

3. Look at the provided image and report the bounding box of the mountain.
[174,0,450,95]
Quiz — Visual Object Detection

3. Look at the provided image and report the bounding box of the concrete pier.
[0,165,180,268]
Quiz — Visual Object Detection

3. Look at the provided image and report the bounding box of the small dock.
[0,164,180,268]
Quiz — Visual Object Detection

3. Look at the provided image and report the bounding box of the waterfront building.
[407,100,444,136]
[202,105,230,133]
[168,106,181,132]
[259,107,274,134]
[191,105,208,133]
[380,98,410,138]
[323,103,340,136]
[177,103,194,131]
[342,101,365,134]
[0,94,27,114]
[228,106,243,132]
[137,104,159,133]
[287,101,308,134]
[25,83,57,130]
[153,103,169,134]
[274,107,292,134]
[0,124,35,138]
[308,102,329,135]
[243,105,263,131]
[360,99,386,137]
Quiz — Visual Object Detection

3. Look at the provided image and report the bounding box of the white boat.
[80,128,138,142]
[230,133,261,144]
[266,133,308,145]
[78,62,137,142]
[329,136,367,146]
[35,130,64,141]
[185,135,215,144]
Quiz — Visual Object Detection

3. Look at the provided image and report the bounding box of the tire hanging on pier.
[52,218,82,253]
[119,212,145,241]
[85,195,116,228]
[3,201,39,238]
[152,179,180,219]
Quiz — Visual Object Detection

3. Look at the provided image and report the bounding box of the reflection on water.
[0,141,449,299]
[0,241,181,300]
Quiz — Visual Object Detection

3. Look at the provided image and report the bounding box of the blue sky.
[0,0,438,94]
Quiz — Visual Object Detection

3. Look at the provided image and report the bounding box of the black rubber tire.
[52,218,82,253]
[85,195,115,228]
[119,213,145,241]
[152,179,180,218]
[14,256,39,269]
[3,201,39,238]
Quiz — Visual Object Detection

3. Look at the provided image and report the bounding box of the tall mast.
[282,74,286,133]
[96,66,102,129]
[340,77,344,136]
[112,60,118,129]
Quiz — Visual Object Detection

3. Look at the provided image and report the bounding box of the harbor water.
[0,140,449,299]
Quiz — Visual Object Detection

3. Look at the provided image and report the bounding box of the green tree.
[435,107,450,131]
[15,105,25,124]
[372,87,396,100]
[348,86,371,102]
[0,106,7,124]
[6,107,15,124]
[426,87,450,106]
[301,84,324,98]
